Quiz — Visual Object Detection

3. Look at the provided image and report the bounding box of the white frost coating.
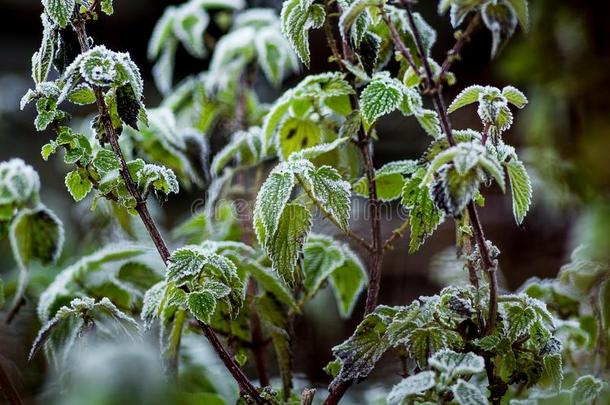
[234,8,278,28]
[36,244,153,321]
[0,158,41,205]
[173,1,210,58]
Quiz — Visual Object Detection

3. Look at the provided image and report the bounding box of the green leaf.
[505,304,536,339]
[100,0,114,15]
[280,0,325,67]
[262,90,293,152]
[65,170,93,202]
[303,235,345,299]
[248,261,297,311]
[329,306,396,390]
[32,15,56,84]
[401,169,444,253]
[307,166,351,231]
[506,0,529,31]
[92,149,121,174]
[387,371,436,405]
[187,291,216,324]
[43,0,75,28]
[407,326,460,368]
[452,379,487,405]
[415,109,442,138]
[339,0,382,45]
[253,169,295,244]
[135,164,179,198]
[360,72,404,127]
[116,84,142,129]
[41,142,58,161]
[431,165,480,217]
[289,137,349,161]
[505,158,532,225]
[429,349,485,378]
[173,4,210,58]
[571,375,605,403]
[482,1,518,57]
[277,117,321,160]
[448,85,485,113]
[330,250,367,318]
[68,83,96,105]
[267,203,312,286]
[541,354,563,391]
[9,206,64,268]
[502,85,528,108]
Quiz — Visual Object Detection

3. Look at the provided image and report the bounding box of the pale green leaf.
[505,158,532,225]
[43,0,75,28]
[387,371,436,405]
[452,379,487,405]
[267,203,312,286]
[187,291,216,324]
[502,85,528,108]
[10,206,64,268]
[65,170,93,202]
[447,85,485,113]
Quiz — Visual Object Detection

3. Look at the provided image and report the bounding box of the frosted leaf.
[329,306,397,390]
[79,46,117,86]
[360,72,405,127]
[288,137,348,161]
[502,85,528,108]
[64,169,92,202]
[293,72,354,99]
[255,26,296,86]
[42,0,75,28]
[253,167,295,244]
[136,163,179,198]
[266,203,312,286]
[452,379,487,405]
[448,85,485,113]
[152,39,177,95]
[571,375,605,403]
[37,243,154,321]
[387,371,436,405]
[280,0,325,67]
[32,14,56,85]
[148,6,177,60]
[276,117,321,160]
[482,1,518,57]
[505,157,532,225]
[506,0,529,31]
[234,8,277,28]
[338,0,381,46]
[429,349,485,378]
[173,2,210,58]
[141,281,166,329]
[262,89,293,151]
[303,234,345,299]
[0,159,41,205]
[187,290,216,324]
[9,206,64,269]
[329,246,367,318]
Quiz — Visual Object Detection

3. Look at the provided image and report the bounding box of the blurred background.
[1,0,609,402]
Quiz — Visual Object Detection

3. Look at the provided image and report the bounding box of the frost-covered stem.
[383,218,410,251]
[320,2,384,403]
[438,14,481,86]
[301,388,316,405]
[248,281,270,387]
[358,136,383,315]
[378,7,418,72]
[72,17,264,404]
[0,358,22,405]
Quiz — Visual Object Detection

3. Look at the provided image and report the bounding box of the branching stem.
[71,16,263,404]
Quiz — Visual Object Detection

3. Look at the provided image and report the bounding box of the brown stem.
[0,358,22,405]
[438,14,481,85]
[71,17,263,404]
[399,0,498,331]
[321,1,384,403]
[379,7,418,72]
[248,280,270,387]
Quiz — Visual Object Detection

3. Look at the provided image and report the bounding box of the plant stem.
[383,218,410,251]
[399,0,498,333]
[71,17,263,404]
[321,1,384,402]
[438,14,481,86]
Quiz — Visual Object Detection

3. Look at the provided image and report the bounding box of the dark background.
[1,0,609,401]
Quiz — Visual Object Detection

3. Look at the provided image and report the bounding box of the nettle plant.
[2,0,608,404]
